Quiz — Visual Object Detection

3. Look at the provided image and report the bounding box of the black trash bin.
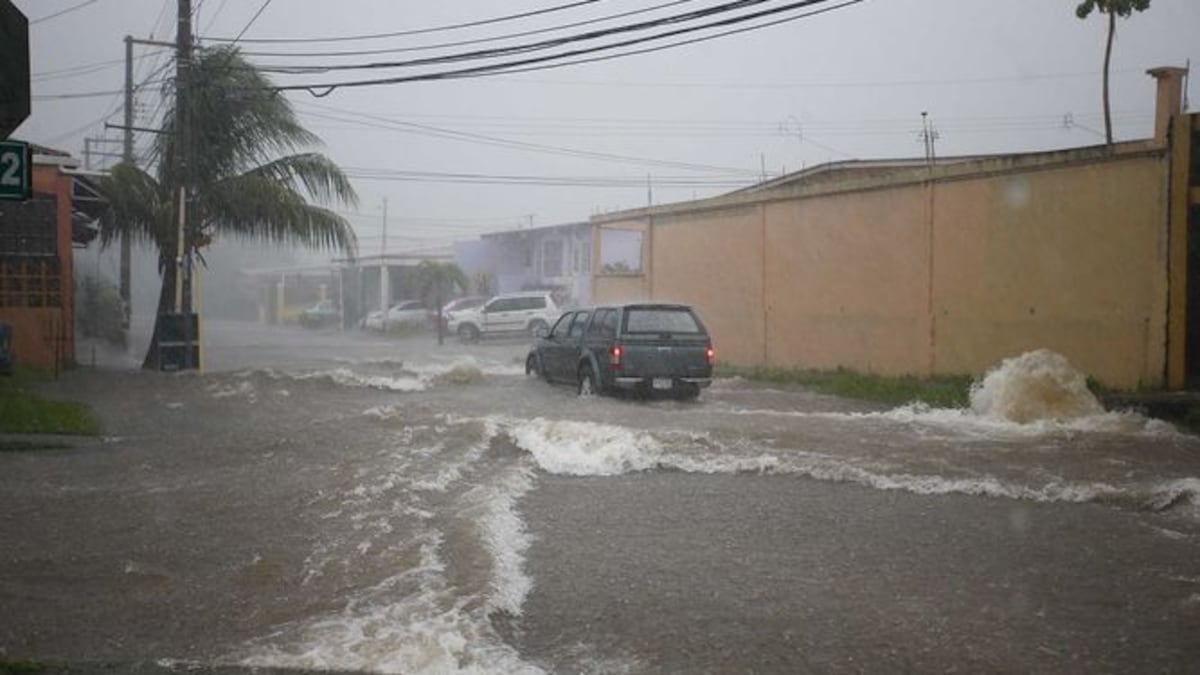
[157,313,199,371]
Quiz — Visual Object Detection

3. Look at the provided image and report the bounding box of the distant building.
[455,221,592,308]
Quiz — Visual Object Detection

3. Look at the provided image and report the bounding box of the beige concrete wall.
[763,185,931,375]
[648,206,765,366]
[932,158,1168,388]
[593,147,1172,389]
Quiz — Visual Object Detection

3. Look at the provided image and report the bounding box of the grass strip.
[0,370,100,436]
[719,365,973,408]
[0,662,48,675]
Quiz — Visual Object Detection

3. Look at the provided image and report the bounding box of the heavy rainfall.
[2,1,1199,673]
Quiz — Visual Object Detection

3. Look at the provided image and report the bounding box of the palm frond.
[95,162,171,249]
[236,153,359,208]
[199,173,357,256]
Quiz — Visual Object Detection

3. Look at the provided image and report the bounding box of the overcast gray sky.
[13,0,1200,255]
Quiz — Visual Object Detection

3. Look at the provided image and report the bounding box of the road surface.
[2,320,1198,673]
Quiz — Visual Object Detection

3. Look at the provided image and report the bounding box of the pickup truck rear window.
[623,308,703,334]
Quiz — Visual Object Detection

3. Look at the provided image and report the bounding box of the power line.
[32,50,170,82]
[29,0,101,25]
[230,0,275,45]
[294,102,760,175]
[233,1,693,60]
[252,0,799,75]
[442,0,863,82]
[264,0,858,94]
[201,0,602,44]
[341,166,756,188]
[202,0,232,33]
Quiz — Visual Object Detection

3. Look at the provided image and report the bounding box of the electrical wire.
[32,50,170,83]
[341,166,756,188]
[29,0,101,25]
[294,102,760,175]
[234,1,694,60]
[230,0,275,45]
[202,0,233,33]
[265,0,857,94]
[252,0,791,75]
[201,0,602,44]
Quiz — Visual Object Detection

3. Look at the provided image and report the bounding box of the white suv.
[448,292,562,342]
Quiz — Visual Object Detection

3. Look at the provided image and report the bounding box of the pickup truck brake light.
[706,345,715,366]
[610,345,623,368]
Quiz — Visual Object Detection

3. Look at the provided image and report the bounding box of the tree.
[415,261,469,346]
[99,46,357,368]
[1075,0,1152,145]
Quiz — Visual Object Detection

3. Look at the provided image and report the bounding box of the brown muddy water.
[2,321,1198,673]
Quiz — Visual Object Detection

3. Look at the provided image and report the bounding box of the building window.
[0,199,58,257]
[580,241,591,274]
[542,239,563,277]
[599,229,643,275]
[0,258,63,308]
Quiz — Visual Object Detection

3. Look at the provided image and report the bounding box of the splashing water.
[969,349,1104,423]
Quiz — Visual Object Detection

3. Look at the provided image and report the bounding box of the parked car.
[362,300,427,331]
[525,303,715,400]
[448,291,562,342]
[298,300,339,329]
[431,295,488,331]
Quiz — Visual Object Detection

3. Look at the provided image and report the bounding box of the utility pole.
[121,34,133,330]
[173,0,193,315]
[82,137,122,170]
[919,112,939,167]
[380,197,388,319]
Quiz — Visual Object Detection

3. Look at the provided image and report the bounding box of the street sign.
[0,0,31,139]
[0,139,31,200]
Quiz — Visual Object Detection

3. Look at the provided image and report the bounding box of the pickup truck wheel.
[674,383,701,401]
[457,324,480,343]
[577,365,599,397]
[525,353,542,379]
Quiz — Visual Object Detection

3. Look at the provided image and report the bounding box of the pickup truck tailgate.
[619,334,711,378]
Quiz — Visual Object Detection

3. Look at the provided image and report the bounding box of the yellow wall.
[932,159,1168,388]
[649,206,766,366]
[763,185,931,375]
[593,147,1172,389]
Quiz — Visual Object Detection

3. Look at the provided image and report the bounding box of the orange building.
[0,145,104,371]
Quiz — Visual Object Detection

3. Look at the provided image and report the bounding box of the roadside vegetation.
[0,369,100,438]
[0,661,46,675]
[720,365,974,408]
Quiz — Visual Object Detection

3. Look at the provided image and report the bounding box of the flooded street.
[3,320,1199,673]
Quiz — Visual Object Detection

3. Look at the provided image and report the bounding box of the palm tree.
[415,261,469,346]
[1074,0,1152,145]
[99,46,357,369]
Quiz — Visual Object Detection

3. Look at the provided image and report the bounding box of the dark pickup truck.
[525,303,715,400]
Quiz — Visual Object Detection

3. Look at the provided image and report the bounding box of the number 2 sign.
[0,140,31,201]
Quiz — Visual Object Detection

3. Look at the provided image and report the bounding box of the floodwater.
[2,320,1199,673]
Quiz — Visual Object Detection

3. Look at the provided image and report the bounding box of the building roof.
[479,221,590,240]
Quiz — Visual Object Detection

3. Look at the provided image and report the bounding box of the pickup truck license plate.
[652,378,672,390]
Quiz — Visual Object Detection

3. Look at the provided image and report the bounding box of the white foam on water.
[240,536,544,675]
[238,367,427,392]
[238,418,543,674]
[506,418,666,476]
[207,380,256,400]
[488,415,1200,517]
[406,355,526,378]
[970,349,1103,422]
[469,465,537,616]
[311,367,428,392]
